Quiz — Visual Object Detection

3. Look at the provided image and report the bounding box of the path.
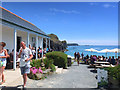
[26,62,98,88]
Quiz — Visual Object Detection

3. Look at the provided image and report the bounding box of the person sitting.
[44,48,47,54]
[111,56,115,65]
[105,57,108,62]
[9,49,19,68]
[107,56,111,63]
[31,47,36,59]
[115,58,119,66]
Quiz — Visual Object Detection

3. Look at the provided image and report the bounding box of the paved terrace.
[1,62,98,88]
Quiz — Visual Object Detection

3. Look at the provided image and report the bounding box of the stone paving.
[26,62,98,88]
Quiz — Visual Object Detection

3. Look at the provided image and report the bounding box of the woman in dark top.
[77,52,80,66]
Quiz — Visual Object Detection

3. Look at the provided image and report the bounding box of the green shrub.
[50,64,56,72]
[30,59,43,68]
[43,58,54,69]
[105,65,120,82]
[46,51,67,68]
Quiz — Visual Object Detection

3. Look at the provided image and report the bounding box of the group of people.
[29,44,53,59]
[74,52,120,66]
[74,52,84,65]
[0,41,53,88]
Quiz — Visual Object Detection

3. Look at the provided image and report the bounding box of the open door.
[17,36,22,52]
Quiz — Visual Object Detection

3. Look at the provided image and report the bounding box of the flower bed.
[28,59,56,80]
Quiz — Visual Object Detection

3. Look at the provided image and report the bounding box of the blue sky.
[2,2,118,45]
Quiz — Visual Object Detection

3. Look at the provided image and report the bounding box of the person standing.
[19,41,33,87]
[0,42,9,85]
[81,52,84,60]
[77,52,80,66]
[74,52,77,60]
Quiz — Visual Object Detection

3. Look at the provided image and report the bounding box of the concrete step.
[55,66,58,70]
[55,68,63,74]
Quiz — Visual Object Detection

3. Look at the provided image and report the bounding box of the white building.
[0,6,51,70]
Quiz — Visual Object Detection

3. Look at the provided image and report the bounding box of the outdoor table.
[101,64,115,67]
[94,61,110,69]
[94,61,110,65]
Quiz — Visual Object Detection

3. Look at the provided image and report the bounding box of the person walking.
[81,52,84,60]
[74,52,77,60]
[0,42,9,85]
[77,52,80,66]
[19,41,33,88]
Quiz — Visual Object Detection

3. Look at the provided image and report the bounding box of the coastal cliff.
[43,34,67,51]
[67,43,79,46]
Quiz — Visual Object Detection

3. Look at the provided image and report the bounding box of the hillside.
[47,34,67,51]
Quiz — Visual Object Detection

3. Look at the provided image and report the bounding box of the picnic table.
[94,61,110,69]
[101,64,115,67]
[94,61,110,65]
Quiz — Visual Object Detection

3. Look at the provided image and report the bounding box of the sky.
[2,2,118,45]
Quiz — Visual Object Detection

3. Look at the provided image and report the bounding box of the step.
[55,68,63,74]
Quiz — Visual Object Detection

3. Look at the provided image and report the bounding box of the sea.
[65,45,119,58]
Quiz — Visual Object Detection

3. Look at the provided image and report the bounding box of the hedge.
[46,51,67,69]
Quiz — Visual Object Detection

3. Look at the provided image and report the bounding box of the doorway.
[17,36,22,52]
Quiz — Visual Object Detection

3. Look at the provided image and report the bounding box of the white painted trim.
[13,29,17,70]
[27,32,29,47]
[42,37,43,58]
[36,35,38,59]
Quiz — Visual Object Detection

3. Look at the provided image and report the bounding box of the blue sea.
[65,45,119,58]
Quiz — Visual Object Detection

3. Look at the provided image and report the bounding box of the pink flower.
[30,67,43,74]
[32,69,38,74]
[32,67,36,69]
[38,67,43,73]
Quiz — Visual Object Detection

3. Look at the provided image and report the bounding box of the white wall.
[0,24,2,42]
[29,34,36,47]
[17,30,27,45]
[2,25,14,52]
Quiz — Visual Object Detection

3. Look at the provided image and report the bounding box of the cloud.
[50,8,80,14]
[103,4,116,8]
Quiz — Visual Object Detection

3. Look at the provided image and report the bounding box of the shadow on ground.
[90,70,97,73]
[1,85,28,90]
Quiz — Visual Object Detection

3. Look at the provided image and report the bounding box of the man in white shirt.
[19,41,33,88]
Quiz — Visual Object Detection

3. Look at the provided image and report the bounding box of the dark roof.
[0,6,49,37]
